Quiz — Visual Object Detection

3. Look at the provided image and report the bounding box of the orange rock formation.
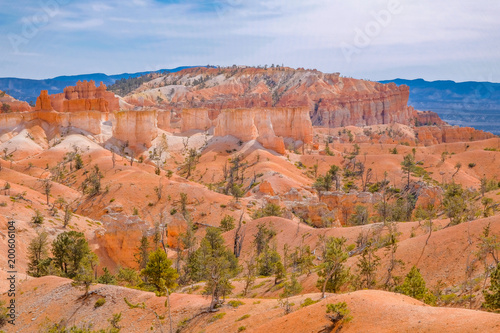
[0,90,31,112]
[34,90,54,111]
[34,80,119,113]
[127,67,415,128]
[416,125,496,145]
[112,110,158,148]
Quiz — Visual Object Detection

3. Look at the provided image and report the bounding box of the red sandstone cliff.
[415,110,447,126]
[125,67,415,129]
[35,80,119,113]
[0,90,31,112]
[112,110,158,149]
[415,125,496,145]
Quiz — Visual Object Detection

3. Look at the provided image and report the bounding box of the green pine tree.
[483,262,500,310]
[141,249,178,294]
[396,266,436,305]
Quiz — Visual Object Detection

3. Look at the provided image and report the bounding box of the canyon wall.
[181,106,312,153]
[34,90,54,111]
[0,91,31,112]
[267,107,313,143]
[310,81,413,128]
[415,110,447,126]
[127,67,416,129]
[214,109,285,154]
[157,110,172,132]
[112,110,158,148]
[181,108,214,133]
[415,125,496,146]
[0,111,102,135]
[34,80,119,113]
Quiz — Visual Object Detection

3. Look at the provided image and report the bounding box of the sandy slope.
[2,276,499,333]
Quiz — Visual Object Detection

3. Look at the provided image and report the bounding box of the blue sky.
[0,0,499,82]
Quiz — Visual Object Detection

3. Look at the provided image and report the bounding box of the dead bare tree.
[233,213,246,258]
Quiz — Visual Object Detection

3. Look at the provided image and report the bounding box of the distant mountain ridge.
[0,66,195,104]
[380,78,500,135]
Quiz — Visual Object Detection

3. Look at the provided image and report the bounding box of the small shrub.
[252,203,282,219]
[31,209,44,225]
[326,302,352,324]
[301,298,319,308]
[236,314,250,322]
[228,300,244,308]
[177,317,190,330]
[209,312,226,323]
[468,163,476,168]
[238,326,247,332]
[220,215,236,232]
[94,298,106,308]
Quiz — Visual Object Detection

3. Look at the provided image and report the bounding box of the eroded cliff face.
[125,67,415,129]
[181,108,215,133]
[0,90,31,112]
[112,110,158,148]
[34,90,54,111]
[40,80,119,113]
[0,111,103,135]
[415,110,447,126]
[212,107,313,153]
[415,125,496,145]
[268,107,313,143]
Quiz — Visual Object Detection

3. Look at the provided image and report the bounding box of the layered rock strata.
[112,110,158,149]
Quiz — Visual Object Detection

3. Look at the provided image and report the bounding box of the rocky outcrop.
[310,80,414,128]
[157,110,172,131]
[416,125,496,145]
[214,109,286,154]
[320,191,381,225]
[126,67,415,128]
[34,90,54,111]
[202,106,311,154]
[0,90,31,112]
[415,110,447,126]
[34,80,119,113]
[112,110,158,148]
[0,111,102,135]
[267,107,313,143]
[181,108,215,133]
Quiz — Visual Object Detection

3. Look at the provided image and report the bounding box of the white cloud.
[0,0,499,81]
